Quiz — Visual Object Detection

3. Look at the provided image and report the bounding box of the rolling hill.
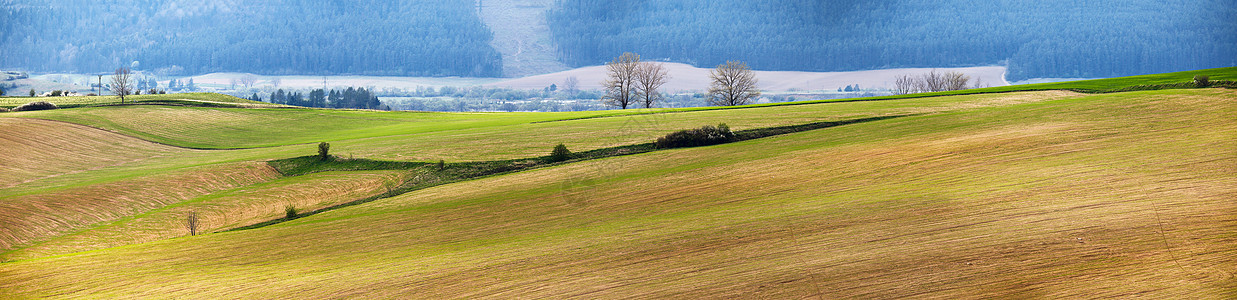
[0,71,1233,298]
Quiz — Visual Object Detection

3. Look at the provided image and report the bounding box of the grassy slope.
[0,93,282,109]
[0,90,1080,260]
[2,171,405,261]
[0,89,1232,298]
[0,118,282,251]
[4,91,1082,153]
[0,118,183,188]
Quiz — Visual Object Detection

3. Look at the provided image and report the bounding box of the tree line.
[1,0,501,77]
[600,52,759,109]
[249,87,387,110]
[891,70,974,95]
[547,0,1236,81]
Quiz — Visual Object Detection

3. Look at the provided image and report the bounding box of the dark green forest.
[0,0,501,77]
[547,0,1237,81]
[3,0,1234,80]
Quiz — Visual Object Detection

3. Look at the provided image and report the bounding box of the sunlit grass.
[0,92,279,109]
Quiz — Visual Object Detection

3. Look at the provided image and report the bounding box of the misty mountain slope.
[0,0,502,76]
[547,0,1237,81]
[477,0,571,77]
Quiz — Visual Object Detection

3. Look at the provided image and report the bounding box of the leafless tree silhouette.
[601,52,641,109]
[707,60,761,106]
[111,67,133,103]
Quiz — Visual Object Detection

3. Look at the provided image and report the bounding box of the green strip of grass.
[0,93,280,109]
[247,115,908,231]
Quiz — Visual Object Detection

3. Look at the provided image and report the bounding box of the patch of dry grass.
[1,171,406,261]
[0,162,279,251]
[0,118,183,188]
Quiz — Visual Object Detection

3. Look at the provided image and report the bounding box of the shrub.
[284,204,298,219]
[550,143,572,162]
[49,90,63,97]
[437,159,446,171]
[1194,75,1211,87]
[12,101,59,111]
[655,123,735,149]
[318,142,331,161]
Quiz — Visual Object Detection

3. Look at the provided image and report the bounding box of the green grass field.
[0,92,285,109]
[0,71,1233,298]
[5,91,1081,153]
[3,91,1080,259]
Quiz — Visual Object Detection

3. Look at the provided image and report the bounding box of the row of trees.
[600,52,669,109]
[251,87,387,110]
[600,52,760,109]
[547,0,1236,81]
[891,70,973,95]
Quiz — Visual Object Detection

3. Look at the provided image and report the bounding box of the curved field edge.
[0,89,1231,298]
[0,93,284,109]
[228,115,906,231]
[0,118,185,189]
[1,171,406,261]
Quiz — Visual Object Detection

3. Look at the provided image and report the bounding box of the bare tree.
[239,74,258,88]
[184,211,199,236]
[920,69,946,93]
[943,71,971,91]
[563,76,579,94]
[893,74,917,95]
[601,52,640,109]
[635,61,670,108]
[270,77,282,87]
[111,67,133,103]
[707,60,761,106]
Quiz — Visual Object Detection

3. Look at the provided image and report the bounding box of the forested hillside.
[547,0,1237,81]
[0,0,501,77]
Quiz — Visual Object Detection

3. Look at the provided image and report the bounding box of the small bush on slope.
[550,144,573,162]
[656,123,735,149]
[12,101,58,111]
